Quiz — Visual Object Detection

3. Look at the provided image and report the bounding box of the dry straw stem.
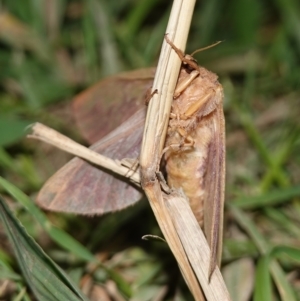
[165,192,231,300]
[140,0,204,300]
[28,123,140,185]
[140,0,196,166]
[140,0,230,300]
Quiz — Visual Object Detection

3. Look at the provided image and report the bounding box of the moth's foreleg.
[164,34,199,71]
[183,88,221,119]
[144,88,158,105]
[174,70,199,99]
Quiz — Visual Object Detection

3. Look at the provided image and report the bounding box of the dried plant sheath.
[164,191,230,300]
[164,40,225,275]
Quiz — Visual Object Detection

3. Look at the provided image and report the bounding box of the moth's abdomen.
[165,123,213,227]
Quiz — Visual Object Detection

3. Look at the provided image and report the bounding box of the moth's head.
[183,54,199,73]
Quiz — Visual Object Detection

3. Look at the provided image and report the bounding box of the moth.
[164,36,225,271]
[37,39,225,270]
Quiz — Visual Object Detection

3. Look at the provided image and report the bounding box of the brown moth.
[37,39,225,272]
[164,36,225,273]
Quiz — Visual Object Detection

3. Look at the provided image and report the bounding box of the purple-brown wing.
[73,68,155,144]
[37,109,146,215]
[203,105,225,271]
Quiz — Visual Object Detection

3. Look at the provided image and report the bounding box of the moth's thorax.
[172,67,221,117]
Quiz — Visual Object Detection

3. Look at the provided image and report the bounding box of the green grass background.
[0,0,300,300]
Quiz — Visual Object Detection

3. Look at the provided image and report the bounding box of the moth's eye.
[184,64,195,73]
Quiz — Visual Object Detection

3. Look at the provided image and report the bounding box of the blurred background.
[0,0,300,300]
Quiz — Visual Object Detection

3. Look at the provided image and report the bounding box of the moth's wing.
[203,97,225,274]
[36,109,146,215]
[73,68,155,144]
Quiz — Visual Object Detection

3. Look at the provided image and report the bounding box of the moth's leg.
[120,158,140,178]
[164,34,199,71]
[177,128,194,148]
[156,171,171,194]
[169,112,177,119]
[162,127,194,157]
[164,34,186,61]
[145,88,158,105]
[182,87,221,119]
[173,70,199,99]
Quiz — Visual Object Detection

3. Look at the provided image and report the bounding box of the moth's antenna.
[190,41,222,57]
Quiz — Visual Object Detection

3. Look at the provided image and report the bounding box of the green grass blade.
[229,204,297,301]
[264,207,300,237]
[125,0,160,40]
[275,0,300,49]
[0,176,96,262]
[253,255,272,301]
[232,186,300,209]
[0,176,133,297]
[0,195,89,301]
[271,246,300,262]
